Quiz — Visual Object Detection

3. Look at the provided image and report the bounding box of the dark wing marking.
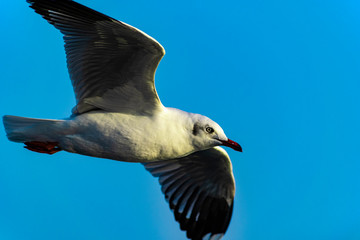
[143,147,235,240]
[27,0,165,115]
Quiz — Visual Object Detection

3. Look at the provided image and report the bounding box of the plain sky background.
[1,0,360,239]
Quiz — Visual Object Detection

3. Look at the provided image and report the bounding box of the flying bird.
[3,0,242,239]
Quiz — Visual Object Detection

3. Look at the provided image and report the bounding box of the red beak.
[220,139,242,152]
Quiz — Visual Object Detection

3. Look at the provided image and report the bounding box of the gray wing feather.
[27,0,165,115]
[143,147,235,240]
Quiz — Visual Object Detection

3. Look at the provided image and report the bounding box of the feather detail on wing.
[27,0,165,115]
[143,147,235,240]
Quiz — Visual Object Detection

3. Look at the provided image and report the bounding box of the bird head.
[191,114,242,152]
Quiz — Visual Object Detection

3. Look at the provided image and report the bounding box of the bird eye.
[205,127,214,134]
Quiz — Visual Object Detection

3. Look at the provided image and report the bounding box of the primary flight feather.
[3,0,242,239]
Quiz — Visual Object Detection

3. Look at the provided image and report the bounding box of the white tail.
[3,115,64,143]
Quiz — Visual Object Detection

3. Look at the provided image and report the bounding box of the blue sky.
[1,0,360,239]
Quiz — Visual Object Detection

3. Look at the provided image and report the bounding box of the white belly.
[58,111,196,162]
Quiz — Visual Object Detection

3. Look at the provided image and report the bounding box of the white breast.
[58,109,197,162]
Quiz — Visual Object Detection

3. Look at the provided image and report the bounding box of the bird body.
[60,109,199,162]
[3,0,242,239]
[4,108,225,162]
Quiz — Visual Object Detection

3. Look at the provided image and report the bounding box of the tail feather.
[3,115,64,143]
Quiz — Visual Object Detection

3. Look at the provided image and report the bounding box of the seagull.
[3,0,242,239]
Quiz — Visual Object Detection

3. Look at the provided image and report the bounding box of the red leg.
[24,141,62,155]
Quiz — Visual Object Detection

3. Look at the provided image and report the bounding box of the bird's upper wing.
[143,147,235,240]
[27,0,165,115]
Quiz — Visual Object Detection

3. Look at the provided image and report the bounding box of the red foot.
[24,141,62,155]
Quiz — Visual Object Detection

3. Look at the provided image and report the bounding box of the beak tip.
[221,139,243,152]
[235,144,243,152]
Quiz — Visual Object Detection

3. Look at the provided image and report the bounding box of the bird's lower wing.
[143,147,235,240]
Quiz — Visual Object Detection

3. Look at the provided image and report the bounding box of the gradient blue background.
[1,0,360,239]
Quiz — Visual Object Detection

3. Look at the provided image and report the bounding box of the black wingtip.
[26,0,114,24]
[143,151,235,240]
